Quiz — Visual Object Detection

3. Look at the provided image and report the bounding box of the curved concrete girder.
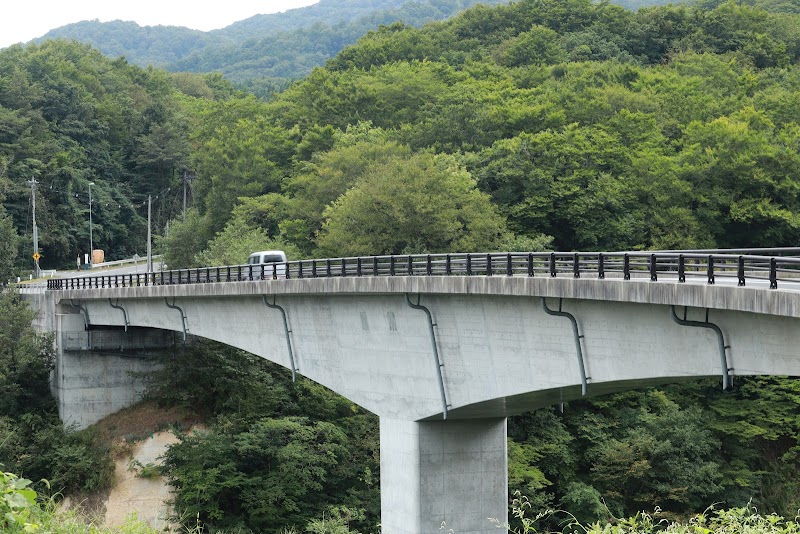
[61,287,800,421]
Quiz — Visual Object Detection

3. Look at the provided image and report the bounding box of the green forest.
[3,0,800,531]
[39,0,513,96]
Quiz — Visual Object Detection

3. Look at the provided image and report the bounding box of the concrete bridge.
[34,250,800,534]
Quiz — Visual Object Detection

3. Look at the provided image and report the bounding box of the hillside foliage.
[37,0,512,96]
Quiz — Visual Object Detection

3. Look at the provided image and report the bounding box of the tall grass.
[1,470,158,533]
[496,493,800,534]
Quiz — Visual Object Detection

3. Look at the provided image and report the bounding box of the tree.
[316,153,506,256]
[155,209,213,269]
[0,207,18,282]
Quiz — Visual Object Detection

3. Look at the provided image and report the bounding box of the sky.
[1,0,320,48]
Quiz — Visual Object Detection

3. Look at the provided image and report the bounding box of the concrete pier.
[380,418,508,534]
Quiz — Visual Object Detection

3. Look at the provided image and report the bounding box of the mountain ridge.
[33,0,511,94]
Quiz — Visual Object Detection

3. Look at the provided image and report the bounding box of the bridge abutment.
[380,417,508,534]
[53,311,173,429]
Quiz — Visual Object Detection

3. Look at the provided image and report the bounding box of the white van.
[248,250,288,278]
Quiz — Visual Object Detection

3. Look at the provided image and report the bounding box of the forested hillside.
[37,0,512,95]
[4,0,800,531]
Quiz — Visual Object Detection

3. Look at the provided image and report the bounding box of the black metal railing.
[46,249,800,292]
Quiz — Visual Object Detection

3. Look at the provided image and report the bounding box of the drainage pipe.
[263,295,297,382]
[405,293,449,419]
[542,297,589,396]
[670,305,731,390]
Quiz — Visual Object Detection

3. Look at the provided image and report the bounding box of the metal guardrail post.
[770,258,778,289]
[707,255,715,285]
[528,253,534,277]
[737,256,745,287]
[678,254,685,283]
[598,253,605,279]
[574,253,580,279]
[650,254,657,281]
[623,254,630,280]
[550,253,556,277]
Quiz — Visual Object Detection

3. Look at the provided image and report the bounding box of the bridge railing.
[46,249,800,292]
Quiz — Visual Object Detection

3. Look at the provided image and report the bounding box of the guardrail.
[91,255,162,269]
[46,250,800,291]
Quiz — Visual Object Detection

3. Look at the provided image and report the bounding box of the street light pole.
[147,194,152,273]
[28,178,39,277]
[88,181,95,268]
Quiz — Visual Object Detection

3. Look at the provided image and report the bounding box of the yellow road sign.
[32,252,41,261]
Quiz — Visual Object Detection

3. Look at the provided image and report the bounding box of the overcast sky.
[1,0,320,48]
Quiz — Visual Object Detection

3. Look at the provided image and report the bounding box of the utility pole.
[182,171,193,222]
[28,178,40,277]
[88,182,95,268]
[146,195,152,273]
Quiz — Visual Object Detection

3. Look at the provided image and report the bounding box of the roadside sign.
[32,252,41,261]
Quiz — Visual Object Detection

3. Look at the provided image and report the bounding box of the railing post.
[326,259,332,277]
[623,254,630,280]
[407,256,412,275]
[237,265,241,281]
[707,255,715,285]
[342,257,347,277]
[206,268,210,283]
[507,253,512,276]
[389,256,395,276]
[528,253,534,277]
[357,258,362,277]
[650,254,657,282]
[446,255,452,275]
[738,256,745,287]
[373,257,378,276]
[550,253,556,278]
[486,253,492,276]
[678,254,685,283]
[770,258,778,289]
[299,260,304,279]
[466,254,472,275]
[249,265,253,281]
[273,263,278,280]
[216,267,221,282]
[598,253,605,279]
[226,266,231,282]
[426,255,432,275]
[312,261,317,278]
[574,253,580,279]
